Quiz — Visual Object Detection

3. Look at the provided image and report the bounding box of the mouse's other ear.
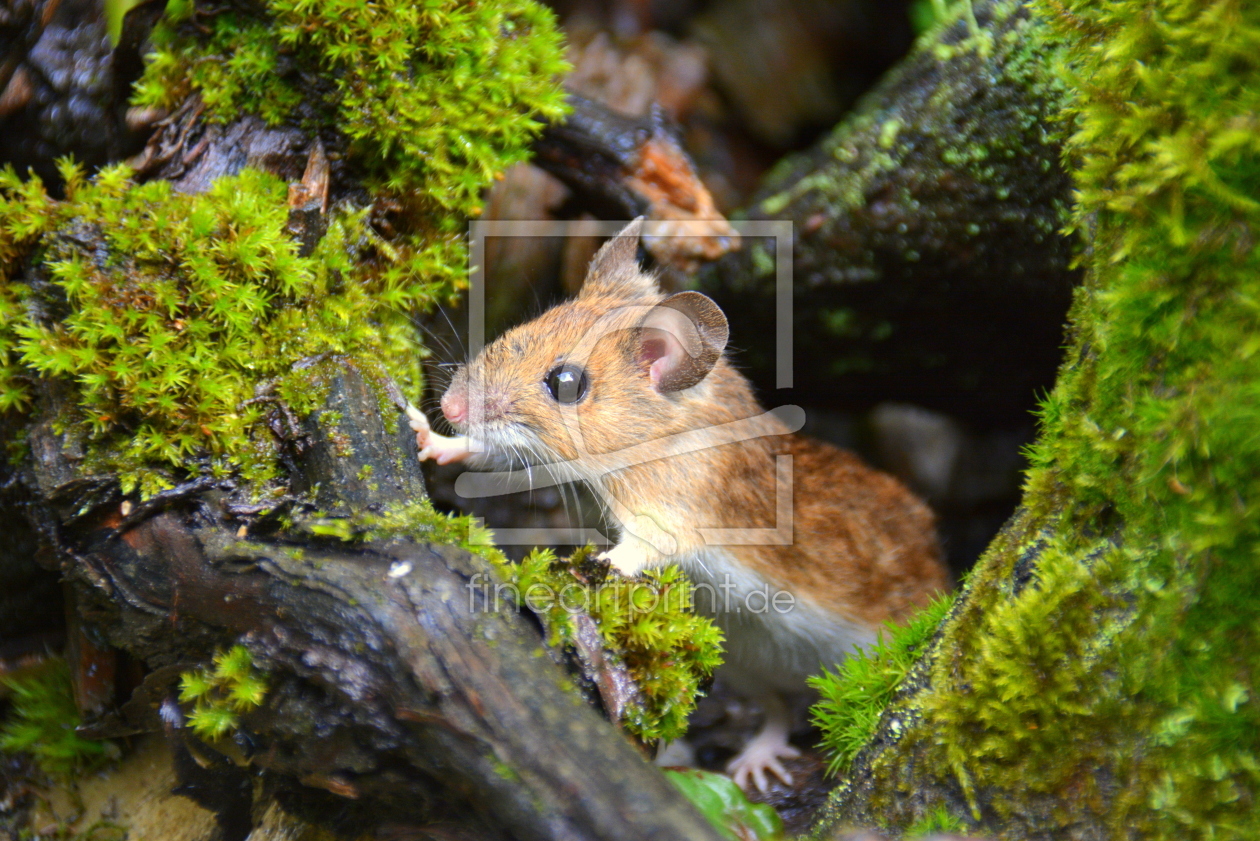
[637,291,730,393]
[580,217,659,300]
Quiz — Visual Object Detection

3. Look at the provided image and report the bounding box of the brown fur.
[763,435,948,625]
[445,248,947,635]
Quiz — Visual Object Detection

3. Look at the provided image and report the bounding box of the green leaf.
[664,768,784,841]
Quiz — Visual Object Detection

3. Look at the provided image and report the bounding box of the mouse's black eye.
[544,363,589,404]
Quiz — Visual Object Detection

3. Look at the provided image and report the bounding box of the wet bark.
[699,0,1077,429]
[0,6,735,833]
[3,361,723,841]
[0,0,151,185]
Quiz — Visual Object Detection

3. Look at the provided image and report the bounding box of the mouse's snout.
[441,389,467,425]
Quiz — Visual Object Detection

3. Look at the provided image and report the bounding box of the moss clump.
[132,0,569,216]
[298,501,723,744]
[0,162,451,496]
[297,498,502,558]
[905,803,966,839]
[0,658,115,777]
[511,547,724,743]
[808,593,954,775]
[917,521,1131,818]
[2,0,570,496]
[179,645,269,740]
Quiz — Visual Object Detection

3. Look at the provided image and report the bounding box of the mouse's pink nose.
[441,391,467,424]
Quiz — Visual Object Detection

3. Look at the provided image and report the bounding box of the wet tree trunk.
[810,1,1260,838]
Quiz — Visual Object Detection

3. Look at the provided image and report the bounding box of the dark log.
[8,361,722,840]
[0,470,61,652]
[533,92,739,273]
[699,0,1078,429]
[532,93,652,222]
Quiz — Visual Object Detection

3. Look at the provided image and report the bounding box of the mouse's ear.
[637,291,730,393]
[580,217,659,300]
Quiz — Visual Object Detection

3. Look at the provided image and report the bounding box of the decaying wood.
[8,362,722,840]
[534,92,739,273]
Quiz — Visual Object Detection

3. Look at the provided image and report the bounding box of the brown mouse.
[411,219,948,791]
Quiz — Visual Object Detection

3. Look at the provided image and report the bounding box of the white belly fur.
[675,548,878,697]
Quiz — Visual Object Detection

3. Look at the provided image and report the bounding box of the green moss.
[809,593,954,776]
[511,547,724,744]
[2,0,569,501]
[0,163,448,497]
[905,803,966,839]
[132,0,570,216]
[299,498,505,563]
[919,523,1132,820]
[179,644,269,740]
[1012,0,1260,833]
[0,658,115,778]
[297,501,723,744]
[817,1,1260,837]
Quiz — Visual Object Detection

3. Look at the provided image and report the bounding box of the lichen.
[814,1,1260,838]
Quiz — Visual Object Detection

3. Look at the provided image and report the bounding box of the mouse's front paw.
[598,541,653,577]
[406,403,431,440]
[726,737,800,794]
[406,404,471,465]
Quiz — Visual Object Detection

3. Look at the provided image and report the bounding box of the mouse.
[410,218,949,792]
